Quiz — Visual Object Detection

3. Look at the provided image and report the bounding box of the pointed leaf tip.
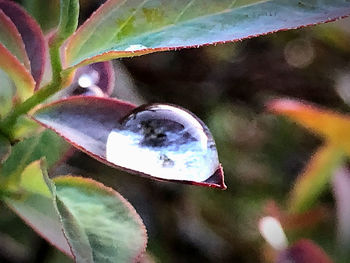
[204,164,226,189]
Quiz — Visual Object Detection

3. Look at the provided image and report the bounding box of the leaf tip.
[204,164,226,190]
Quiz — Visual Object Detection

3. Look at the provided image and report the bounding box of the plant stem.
[0,82,60,136]
[0,41,72,139]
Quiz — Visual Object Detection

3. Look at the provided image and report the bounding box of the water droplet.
[106,104,219,182]
[124,44,148,52]
[71,85,105,97]
[78,71,99,88]
[71,69,104,97]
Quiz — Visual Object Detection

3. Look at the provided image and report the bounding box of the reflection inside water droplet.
[124,44,148,52]
[72,69,104,97]
[72,85,105,97]
[106,104,219,182]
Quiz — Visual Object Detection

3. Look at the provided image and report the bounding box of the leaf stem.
[0,41,73,139]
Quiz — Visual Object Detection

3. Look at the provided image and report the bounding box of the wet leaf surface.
[65,0,350,68]
[33,97,226,189]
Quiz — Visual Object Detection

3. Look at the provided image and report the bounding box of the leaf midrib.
[70,0,272,64]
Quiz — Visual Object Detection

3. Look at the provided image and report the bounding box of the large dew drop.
[106,104,219,182]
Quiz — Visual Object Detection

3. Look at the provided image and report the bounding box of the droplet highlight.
[106,104,219,182]
[125,44,148,52]
[71,68,104,97]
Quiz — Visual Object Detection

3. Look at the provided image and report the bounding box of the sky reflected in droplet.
[106,104,219,181]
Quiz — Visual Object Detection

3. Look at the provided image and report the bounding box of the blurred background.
[1,1,350,262]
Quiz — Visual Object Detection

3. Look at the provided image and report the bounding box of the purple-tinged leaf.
[332,167,350,248]
[0,43,35,101]
[32,97,226,189]
[54,176,147,262]
[0,0,46,88]
[277,239,333,263]
[61,61,115,98]
[64,0,350,68]
[0,10,30,70]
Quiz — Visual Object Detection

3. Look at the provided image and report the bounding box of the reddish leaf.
[0,10,30,70]
[0,0,46,88]
[32,97,226,189]
[267,98,350,144]
[277,239,333,263]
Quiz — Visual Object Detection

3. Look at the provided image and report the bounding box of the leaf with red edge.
[0,10,30,70]
[56,61,115,98]
[0,0,46,88]
[32,97,226,189]
[277,239,333,263]
[0,43,35,101]
[54,175,148,263]
[64,0,350,68]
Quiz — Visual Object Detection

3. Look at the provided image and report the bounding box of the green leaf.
[289,143,345,213]
[54,176,147,263]
[0,129,70,184]
[0,43,35,101]
[22,0,60,32]
[0,9,30,70]
[64,0,350,68]
[53,0,79,44]
[0,133,10,163]
[0,69,15,117]
[12,115,41,140]
[5,160,73,256]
